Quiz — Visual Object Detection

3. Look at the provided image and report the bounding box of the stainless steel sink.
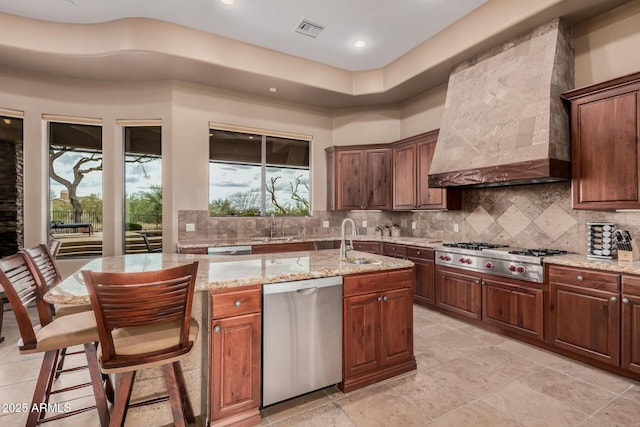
[343,259,381,265]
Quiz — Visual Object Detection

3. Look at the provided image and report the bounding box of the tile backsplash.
[179,182,640,254]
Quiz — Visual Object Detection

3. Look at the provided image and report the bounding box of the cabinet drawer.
[352,241,380,254]
[383,243,406,258]
[406,246,434,260]
[622,275,640,296]
[179,247,207,254]
[548,265,620,292]
[211,289,261,319]
[344,268,413,297]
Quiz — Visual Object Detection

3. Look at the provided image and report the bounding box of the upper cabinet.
[563,72,640,210]
[326,145,392,210]
[392,130,461,210]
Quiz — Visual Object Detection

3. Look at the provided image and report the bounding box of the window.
[209,128,310,216]
[48,121,103,257]
[123,126,162,254]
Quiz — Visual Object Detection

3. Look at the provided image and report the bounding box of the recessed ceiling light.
[354,40,367,48]
[268,87,278,93]
[220,0,236,5]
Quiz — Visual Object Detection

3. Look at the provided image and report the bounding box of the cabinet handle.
[475,280,480,284]
[577,275,584,281]
[234,300,241,307]
[377,296,382,302]
[610,296,618,302]
[623,298,630,304]
[214,325,221,333]
[383,295,388,302]
[417,251,421,255]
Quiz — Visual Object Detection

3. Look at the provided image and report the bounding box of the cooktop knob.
[516,266,525,273]
[485,261,493,269]
[509,265,516,272]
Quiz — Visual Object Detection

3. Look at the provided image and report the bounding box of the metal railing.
[50,211,162,233]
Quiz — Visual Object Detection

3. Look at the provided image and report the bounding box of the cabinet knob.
[623,298,630,304]
[577,275,584,281]
[234,300,241,307]
[382,295,388,302]
[475,280,480,284]
[417,251,421,255]
[377,296,382,302]
[610,296,618,302]
[214,325,221,333]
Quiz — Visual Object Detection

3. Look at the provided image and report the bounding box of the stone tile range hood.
[429,19,574,188]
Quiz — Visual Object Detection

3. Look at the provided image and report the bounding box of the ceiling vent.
[294,18,324,39]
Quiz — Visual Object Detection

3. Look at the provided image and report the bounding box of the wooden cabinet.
[352,241,381,254]
[621,275,640,374]
[392,131,461,210]
[406,246,435,307]
[251,241,314,254]
[563,72,640,210]
[178,247,206,254]
[326,145,392,210]
[209,286,261,426]
[548,265,620,366]
[482,276,543,340]
[382,242,406,259]
[435,265,482,320]
[341,268,416,393]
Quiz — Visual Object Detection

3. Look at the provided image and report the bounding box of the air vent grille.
[294,19,324,39]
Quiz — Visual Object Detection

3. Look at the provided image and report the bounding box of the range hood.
[428,19,573,188]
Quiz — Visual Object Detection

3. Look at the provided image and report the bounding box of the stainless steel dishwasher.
[262,276,343,406]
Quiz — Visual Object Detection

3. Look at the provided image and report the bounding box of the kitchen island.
[45,249,415,426]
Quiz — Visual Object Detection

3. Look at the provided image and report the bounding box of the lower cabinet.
[209,286,261,427]
[548,265,621,366]
[622,275,640,374]
[341,268,416,393]
[435,266,482,320]
[251,241,314,254]
[482,277,543,340]
[406,247,435,307]
[352,241,381,254]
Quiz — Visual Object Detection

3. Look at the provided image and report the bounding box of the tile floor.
[1,304,639,426]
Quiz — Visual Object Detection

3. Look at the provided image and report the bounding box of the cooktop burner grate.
[442,242,509,251]
[508,249,568,257]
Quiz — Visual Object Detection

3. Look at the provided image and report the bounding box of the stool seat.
[54,302,93,317]
[98,318,199,373]
[20,310,98,354]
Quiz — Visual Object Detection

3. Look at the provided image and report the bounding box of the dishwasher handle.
[263,276,343,295]
[296,287,318,295]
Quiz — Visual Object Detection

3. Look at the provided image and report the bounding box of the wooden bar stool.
[82,261,200,427]
[0,252,110,427]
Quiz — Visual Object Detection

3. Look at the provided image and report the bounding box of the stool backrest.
[24,244,62,290]
[0,253,54,351]
[82,261,199,368]
[48,239,62,258]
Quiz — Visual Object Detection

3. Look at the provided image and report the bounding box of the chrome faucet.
[340,218,357,258]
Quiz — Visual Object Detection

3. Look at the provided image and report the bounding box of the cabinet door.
[251,241,314,254]
[379,288,414,367]
[210,313,261,421]
[435,267,482,320]
[343,293,380,378]
[482,278,543,340]
[352,241,381,254]
[549,283,620,366]
[622,293,640,374]
[417,138,443,208]
[392,143,417,209]
[364,148,392,210]
[336,150,365,210]
[410,257,435,307]
[573,91,640,209]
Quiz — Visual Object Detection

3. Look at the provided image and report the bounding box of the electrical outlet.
[186,223,195,232]
[453,223,460,232]
[411,221,416,230]
[322,220,330,228]
[362,220,367,228]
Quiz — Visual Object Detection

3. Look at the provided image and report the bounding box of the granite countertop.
[177,235,443,249]
[45,249,414,305]
[544,254,640,275]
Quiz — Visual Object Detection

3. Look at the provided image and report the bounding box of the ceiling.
[0,0,633,108]
[0,0,488,72]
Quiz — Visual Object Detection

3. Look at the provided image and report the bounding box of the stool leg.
[163,364,187,427]
[54,347,67,379]
[111,371,136,427]
[83,343,110,427]
[173,361,195,424]
[26,350,59,427]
